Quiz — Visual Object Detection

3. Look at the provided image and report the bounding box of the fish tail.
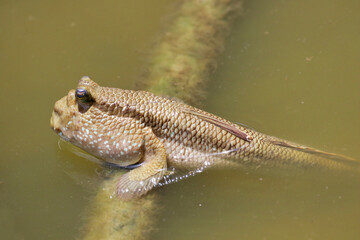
[265,137,360,171]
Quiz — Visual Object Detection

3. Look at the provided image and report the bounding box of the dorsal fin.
[182,108,252,142]
[270,140,359,166]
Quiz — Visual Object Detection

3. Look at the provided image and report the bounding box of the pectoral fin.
[116,147,167,200]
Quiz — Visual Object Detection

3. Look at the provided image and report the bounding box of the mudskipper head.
[50,76,100,144]
[50,77,142,168]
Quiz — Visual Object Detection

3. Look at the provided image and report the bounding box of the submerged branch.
[80,171,157,240]
[137,0,242,105]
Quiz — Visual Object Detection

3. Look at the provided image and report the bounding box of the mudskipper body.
[50,77,358,200]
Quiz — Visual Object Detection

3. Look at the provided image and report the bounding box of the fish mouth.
[50,110,62,134]
[50,94,73,141]
[50,116,70,142]
[50,111,71,142]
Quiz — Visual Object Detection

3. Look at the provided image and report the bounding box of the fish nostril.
[54,102,64,115]
[53,96,68,116]
[54,108,62,115]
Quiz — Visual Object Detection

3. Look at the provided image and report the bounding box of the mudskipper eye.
[75,88,88,99]
[75,88,93,113]
[75,88,94,104]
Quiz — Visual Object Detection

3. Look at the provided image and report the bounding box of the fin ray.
[182,108,252,142]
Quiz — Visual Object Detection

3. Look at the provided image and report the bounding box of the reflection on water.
[0,0,359,239]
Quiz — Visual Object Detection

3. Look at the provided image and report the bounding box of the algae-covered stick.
[79,171,157,240]
[137,0,242,105]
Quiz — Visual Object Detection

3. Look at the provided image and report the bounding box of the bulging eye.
[75,88,88,99]
[75,88,93,113]
[75,88,94,104]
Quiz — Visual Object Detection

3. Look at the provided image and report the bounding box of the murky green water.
[1,0,359,239]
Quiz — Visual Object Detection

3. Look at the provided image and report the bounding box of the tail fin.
[269,139,360,168]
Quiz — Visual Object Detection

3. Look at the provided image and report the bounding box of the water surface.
[1,0,359,239]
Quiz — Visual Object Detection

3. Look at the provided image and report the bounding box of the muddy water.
[1,0,359,239]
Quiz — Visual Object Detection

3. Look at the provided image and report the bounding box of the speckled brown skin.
[50,77,358,200]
